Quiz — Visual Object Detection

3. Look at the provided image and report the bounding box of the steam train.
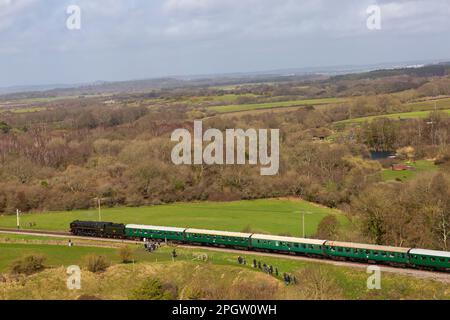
[70,220,450,272]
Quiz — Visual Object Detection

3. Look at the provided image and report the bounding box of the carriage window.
[430,257,436,262]
[381,252,387,257]
[294,244,299,248]
[337,248,343,252]
[422,256,426,261]
[439,258,445,262]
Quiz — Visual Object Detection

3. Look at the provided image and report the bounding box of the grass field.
[336,109,450,125]
[209,97,348,113]
[1,242,449,300]
[0,199,348,237]
[405,97,450,111]
[0,243,122,273]
[381,160,438,181]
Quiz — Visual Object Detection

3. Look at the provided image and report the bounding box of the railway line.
[1,227,450,283]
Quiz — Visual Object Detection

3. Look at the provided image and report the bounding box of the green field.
[381,160,438,181]
[0,199,347,237]
[0,243,122,272]
[1,241,449,300]
[337,109,450,125]
[405,97,450,111]
[209,97,348,113]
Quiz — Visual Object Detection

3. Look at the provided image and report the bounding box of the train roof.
[409,248,450,259]
[185,228,252,238]
[251,234,326,245]
[325,241,411,253]
[126,224,186,233]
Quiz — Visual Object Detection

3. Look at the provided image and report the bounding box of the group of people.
[237,257,296,285]
[143,239,160,252]
[251,259,278,277]
[282,273,297,286]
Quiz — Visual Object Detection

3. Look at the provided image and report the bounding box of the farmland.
[209,97,348,113]
[0,199,349,237]
[336,109,450,125]
[381,160,439,181]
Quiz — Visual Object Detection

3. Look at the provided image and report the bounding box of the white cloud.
[0,0,37,31]
[0,0,449,86]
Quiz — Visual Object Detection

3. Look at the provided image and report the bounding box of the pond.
[370,151,396,160]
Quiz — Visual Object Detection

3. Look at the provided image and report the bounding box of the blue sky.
[1,0,450,87]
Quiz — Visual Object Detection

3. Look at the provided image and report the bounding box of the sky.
[0,0,449,87]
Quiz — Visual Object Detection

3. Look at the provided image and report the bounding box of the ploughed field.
[0,199,348,236]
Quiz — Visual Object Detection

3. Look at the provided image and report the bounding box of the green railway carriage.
[125,224,186,241]
[409,249,450,270]
[184,228,252,247]
[250,234,326,255]
[324,241,411,265]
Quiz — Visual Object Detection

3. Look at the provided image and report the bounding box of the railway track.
[1,228,450,283]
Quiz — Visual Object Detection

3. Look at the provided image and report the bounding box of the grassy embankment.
[0,240,448,300]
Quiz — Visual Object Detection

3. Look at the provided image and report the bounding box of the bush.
[119,246,133,263]
[129,278,173,300]
[314,215,339,240]
[10,254,46,275]
[85,255,109,273]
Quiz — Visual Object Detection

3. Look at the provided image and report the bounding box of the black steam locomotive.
[69,220,126,238]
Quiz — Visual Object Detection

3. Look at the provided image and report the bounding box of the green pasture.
[337,109,450,125]
[405,97,450,111]
[0,199,347,237]
[209,97,348,113]
[381,160,438,182]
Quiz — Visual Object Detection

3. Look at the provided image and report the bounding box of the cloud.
[0,0,37,31]
[0,0,449,86]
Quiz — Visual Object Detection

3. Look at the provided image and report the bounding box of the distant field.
[405,97,450,111]
[337,109,450,125]
[209,97,348,113]
[0,199,348,237]
[381,160,438,182]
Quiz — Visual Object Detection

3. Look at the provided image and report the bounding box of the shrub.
[314,215,339,240]
[9,254,46,275]
[119,246,133,263]
[85,255,109,273]
[129,278,173,300]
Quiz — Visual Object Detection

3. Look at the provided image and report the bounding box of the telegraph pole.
[97,198,102,222]
[16,209,20,229]
[301,211,313,238]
